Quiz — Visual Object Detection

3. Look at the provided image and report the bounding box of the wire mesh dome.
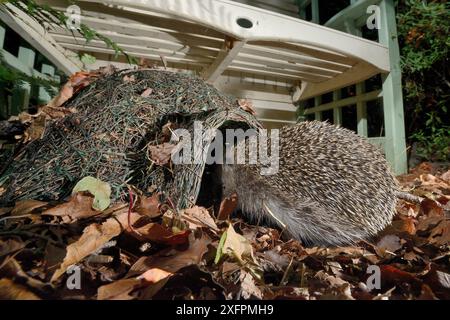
[0,69,262,208]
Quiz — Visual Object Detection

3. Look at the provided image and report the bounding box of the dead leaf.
[134,193,163,218]
[240,271,263,299]
[127,233,211,276]
[40,105,77,119]
[148,143,175,166]
[42,192,99,220]
[46,83,73,109]
[130,221,191,246]
[441,170,450,183]
[376,235,403,254]
[428,219,450,246]
[0,239,25,260]
[51,209,129,281]
[97,278,142,300]
[420,198,444,217]
[137,268,173,283]
[381,218,416,236]
[220,224,257,264]
[123,75,136,83]
[141,88,153,97]
[238,99,256,115]
[180,206,218,231]
[23,114,46,143]
[315,270,351,290]
[217,193,238,220]
[379,265,422,290]
[0,278,40,300]
[422,265,450,299]
[417,216,444,232]
[72,176,111,211]
[10,200,47,216]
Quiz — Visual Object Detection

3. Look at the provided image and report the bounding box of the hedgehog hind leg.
[264,198,366,247]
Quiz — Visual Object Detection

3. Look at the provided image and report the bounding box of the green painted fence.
[0,23,60,119]
[296,0,407,174]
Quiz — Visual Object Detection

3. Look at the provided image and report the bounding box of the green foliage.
[0,51,58,97]
[396,0,450,162]
[397,0,449,73]
[411,126,450,161]
[2,0,136,63]
[0,0,136,117]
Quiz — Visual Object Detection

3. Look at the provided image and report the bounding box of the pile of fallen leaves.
[0,162,448,300]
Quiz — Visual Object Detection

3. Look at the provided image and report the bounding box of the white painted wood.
[76,0,390,71]
[233,0,299,17]
[202,39,246,83]
[39,64,56,103]
[53,35,215,65]
[258,118,296,124]
[304,90,382,114]
[0,24,5,48]
[0,3,82,75]
[300,62,381,99]
[20,0,392,126]
[11,46,35,112]
[60,43,211,68]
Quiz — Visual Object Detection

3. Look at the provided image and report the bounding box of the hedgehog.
[221,121,398,247]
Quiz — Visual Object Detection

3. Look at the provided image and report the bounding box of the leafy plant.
[396,0,450,162]
[0,0,136,117]
[1,0,135,63]
[411,126,450,161]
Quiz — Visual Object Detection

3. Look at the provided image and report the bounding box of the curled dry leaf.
[0,278,40,300]
[127,233,211,276]
[10,199,47,216]
[180,206,218,231]
[51,209,130,282]
[238,99,256,115]
[23,114,46,143]
[40,105,77,120]
[376,235,403,254]
[123,75,136,83]
[129,221,191,246]
[72,176,111,211]
[379,265,422,290]
[441,170,450,183]
[133,193,163,218]
[420,198,444,217]
[217,224,257,265]
[42,192,99,220]
[47,71,92,109]
[0,239,25,263]
[148,143,176,166]
[217,193,238,221]
[97,278,142,300]
[137,268,173,283]
[240,271,263,300]
[428,219,450,246]
[141,88,153,97]
[46,83,73,109]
